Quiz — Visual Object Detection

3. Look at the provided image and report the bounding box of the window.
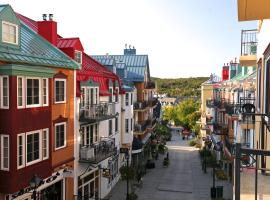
[55,79,66,103]
[265,59,270,113]
[257,64,261,111]
[130,119,133,131]
[0,76,9,109]
[42,129,49,160]
[125,93,129,106]
[125,119,129,133]
[75,50,82,64]
[26,131,41,165]
[109,87,113,103]
[42,79,48,106]
[81,124,98,145]
[2,21,18,45]
[115,87,119,103]
[17,77,24,108]
[115,117,118,132]
[109,120,113,135]
[130,93,133,105]
[1,135,9,170]
[81,87,99,106]
[55,122,66,149]
[17,133,25,169]
[94,124,98,143]
[26,78,40,107]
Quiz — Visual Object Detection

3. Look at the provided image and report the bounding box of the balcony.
[224,103,241,116]
[134,101,148,111]
[79,138,117,163]
[239,29,257,67]
[134,121,149,133]
[145,81,156,89]
[79,102,116,122]
[238,0,270,21]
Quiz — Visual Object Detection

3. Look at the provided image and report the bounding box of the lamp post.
[29,174,42,200]
[125,151,130,200]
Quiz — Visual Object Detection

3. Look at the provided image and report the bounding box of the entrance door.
[40,180,63,200]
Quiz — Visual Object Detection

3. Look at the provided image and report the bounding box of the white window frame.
[17,133,25,169]
[0,76,9,109]
[125,93,129,106]
[55,122,67,150]
[74,50,82,64]
[109,87,113,103]
[42,78,49,106]
[54,79,66,104]
[1,134,9,171]
[115,87,119,103]
[17,76,25,109]
[42,128,49,160]
[2,21,19,45]
[25,77,41,108]
[26,130,42,166]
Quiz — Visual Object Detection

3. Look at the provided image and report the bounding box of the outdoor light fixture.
[29,175,42,200]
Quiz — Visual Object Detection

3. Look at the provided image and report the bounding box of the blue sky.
[5,0,256,78]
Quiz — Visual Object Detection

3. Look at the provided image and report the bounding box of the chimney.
[37,14,57,46]
[124,44,136,55]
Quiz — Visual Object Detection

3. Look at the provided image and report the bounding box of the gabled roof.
[17,12,123,96]
[0,5,80,69]
[57,37,84,51]
[93,55,150,82]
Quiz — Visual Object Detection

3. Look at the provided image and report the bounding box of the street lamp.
[29,174,42,200]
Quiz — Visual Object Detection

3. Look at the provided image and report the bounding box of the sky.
[4,0,256,78]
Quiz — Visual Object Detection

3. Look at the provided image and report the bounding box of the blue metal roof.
[93,55,149,82]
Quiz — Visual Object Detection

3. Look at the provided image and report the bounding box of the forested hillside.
[152,77,209,97]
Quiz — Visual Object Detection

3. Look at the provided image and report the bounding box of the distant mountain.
[151,77,209,97]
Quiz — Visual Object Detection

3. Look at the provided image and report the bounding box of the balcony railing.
[241,29,257,56]
[79,138,117,163]
[134,101,148,110]
[206,99,215,108]
[224,103,241,115]
[213,122,228,135]
[80,102,116,122]
[240,29,258,66]
[145,81,156,89]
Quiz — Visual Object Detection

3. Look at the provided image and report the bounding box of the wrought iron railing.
[80,138,117,163]
[79,102,116,121]
[241,29,258,56]
[148,98,158,107]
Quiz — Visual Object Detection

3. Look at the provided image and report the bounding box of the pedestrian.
[166,152,169,160]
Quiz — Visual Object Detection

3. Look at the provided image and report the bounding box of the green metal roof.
[0,4,80,70]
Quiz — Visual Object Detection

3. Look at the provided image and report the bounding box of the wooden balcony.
[134,101,148,111]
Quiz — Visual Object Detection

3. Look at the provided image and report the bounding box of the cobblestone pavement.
[107,130,233,200]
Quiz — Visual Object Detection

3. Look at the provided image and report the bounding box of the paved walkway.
[107,131,233,200]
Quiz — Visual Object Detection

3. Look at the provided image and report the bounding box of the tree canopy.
[163,99,201,134]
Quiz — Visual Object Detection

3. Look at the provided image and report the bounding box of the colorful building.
[0,4,80,200]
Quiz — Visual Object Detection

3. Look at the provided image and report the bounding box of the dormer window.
[75,50,82,64]
[2,21,18,45]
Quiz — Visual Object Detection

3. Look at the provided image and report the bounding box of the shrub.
[158,144,168,154]
[188,139,196,146]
